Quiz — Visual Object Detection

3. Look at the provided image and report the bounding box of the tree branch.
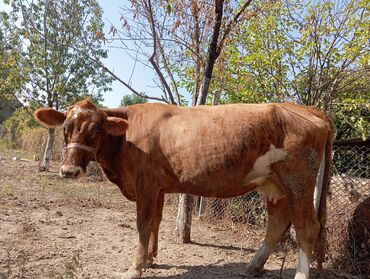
[217,0,253,54]
[144,0,177,105]
[196,0,224,105]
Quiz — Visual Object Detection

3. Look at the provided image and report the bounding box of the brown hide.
[100,103,330,200]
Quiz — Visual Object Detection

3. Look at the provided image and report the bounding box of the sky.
[98,0,163,108]
[0,0,164,108]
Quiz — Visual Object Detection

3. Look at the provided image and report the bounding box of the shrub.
[1,107,64,160]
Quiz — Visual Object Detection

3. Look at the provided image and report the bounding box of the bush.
[2,107,38,137]
[1,107,64,161]
[19,127,64,161]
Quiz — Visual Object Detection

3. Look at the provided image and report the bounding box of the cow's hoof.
[144,258,154,268]
[242,264,264,277]
[294,272,308,279]
[121,268,142,279]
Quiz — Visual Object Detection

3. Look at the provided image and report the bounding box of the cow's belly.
[162,143,288,201]
[170,180,257,198]
[165,174,286,205]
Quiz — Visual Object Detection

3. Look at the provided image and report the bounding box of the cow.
[34,99,333,279]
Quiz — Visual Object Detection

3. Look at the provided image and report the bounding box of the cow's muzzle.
[60,165,84,179]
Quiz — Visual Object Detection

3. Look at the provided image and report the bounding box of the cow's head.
[34,100,128,179]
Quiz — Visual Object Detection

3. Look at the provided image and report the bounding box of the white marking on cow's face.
[70,107,98,122]
[294,249,310,279]
[245,144,287,182]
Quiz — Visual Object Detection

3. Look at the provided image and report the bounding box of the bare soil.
[0,151,340,279]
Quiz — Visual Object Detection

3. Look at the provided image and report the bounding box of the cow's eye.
[88,124,100,134]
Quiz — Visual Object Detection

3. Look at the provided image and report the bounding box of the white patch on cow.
[70,107,98,122]
[294,249,310,279]
[245,144,287,182]
[314,146,326,213]
[121,268,142,279]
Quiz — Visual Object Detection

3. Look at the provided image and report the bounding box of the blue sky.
[98,0,163,108]
[0,0,164,108]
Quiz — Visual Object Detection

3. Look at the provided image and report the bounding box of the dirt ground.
[0,151,346,279]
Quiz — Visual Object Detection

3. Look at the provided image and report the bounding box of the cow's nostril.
[60,166,81,179]
[61,169,74,178]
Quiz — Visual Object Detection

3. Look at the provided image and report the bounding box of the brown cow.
[34,100,333,279]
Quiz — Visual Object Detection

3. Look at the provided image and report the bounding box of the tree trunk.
[196,0,223,106]
[176,0,224,242]
[176,0,234,243]
[39,128,55,172]
[176,194,194,243]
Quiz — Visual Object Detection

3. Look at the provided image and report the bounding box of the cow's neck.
[96,133,136,201]
[97,107,129,172]
[97,108,136,199]
[96,132,123,179]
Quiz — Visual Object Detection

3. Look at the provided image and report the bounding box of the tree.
[215,0,369,138]
[3,0,113,170]
[120,94,148,107]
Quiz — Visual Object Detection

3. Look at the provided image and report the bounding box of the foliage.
[2,107,38,135]
[213,0,369,139]
[0,95,21,123]
[330,74,369,140]
[332,100,369,140]
[0,12,26,119]
[120,94,148,107]
[2,0,113,110]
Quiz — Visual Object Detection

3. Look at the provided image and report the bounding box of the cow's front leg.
[146,193,165,268]
[122,189,159,279]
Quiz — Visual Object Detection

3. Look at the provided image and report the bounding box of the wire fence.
[189,139,370,277]
[326,139,369,276]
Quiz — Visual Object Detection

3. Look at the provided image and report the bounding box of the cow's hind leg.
[245,194,290,275]
[293,207,320,279]
[122,188,160,279]
[146,193,165,268]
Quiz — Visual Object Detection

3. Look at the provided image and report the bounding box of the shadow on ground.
[190,240,257,253]
[141,264,302,279]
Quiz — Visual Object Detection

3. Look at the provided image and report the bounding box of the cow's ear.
[34,108,66,128]
[105,117,129,136]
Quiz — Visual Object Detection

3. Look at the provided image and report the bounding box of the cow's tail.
[314,122,333,269]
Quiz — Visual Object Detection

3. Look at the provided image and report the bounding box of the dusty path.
[0,152,335,278]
